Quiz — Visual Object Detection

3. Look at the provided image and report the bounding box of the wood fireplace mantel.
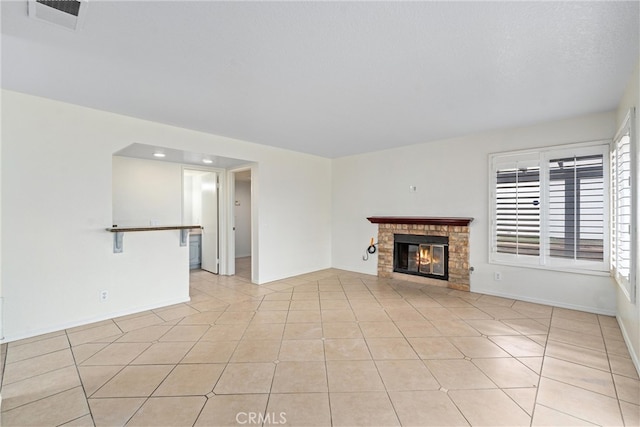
[367,216,473,226]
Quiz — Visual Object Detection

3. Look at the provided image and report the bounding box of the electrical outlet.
[494,272,502,281]
[100,290,109,301]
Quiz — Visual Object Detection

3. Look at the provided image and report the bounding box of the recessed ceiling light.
[153,152,166,158]
[202,159,213,164]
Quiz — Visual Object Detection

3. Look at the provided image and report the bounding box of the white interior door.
[200,171,219,274]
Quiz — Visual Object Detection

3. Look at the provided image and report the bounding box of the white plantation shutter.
[611,109,636,302]
[547,154,605,262]
[495,162,540,257]
[491,143,609,272]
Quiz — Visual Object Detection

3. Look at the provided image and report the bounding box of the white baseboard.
[0,296,190,344]
[470,287,616,316]
[617,316,640,377]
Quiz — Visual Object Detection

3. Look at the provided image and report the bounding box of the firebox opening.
[393,234,449,281]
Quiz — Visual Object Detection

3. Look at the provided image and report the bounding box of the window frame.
[489,140,610,275]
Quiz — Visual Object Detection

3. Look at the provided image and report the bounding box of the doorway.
[233,170,252,280]
[183,169,219,274]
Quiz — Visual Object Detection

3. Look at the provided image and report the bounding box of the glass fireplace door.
[418,244,445,276]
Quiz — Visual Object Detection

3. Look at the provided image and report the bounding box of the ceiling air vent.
[28,0,88,31]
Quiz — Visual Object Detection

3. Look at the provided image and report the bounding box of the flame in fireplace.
[419,247,431,265]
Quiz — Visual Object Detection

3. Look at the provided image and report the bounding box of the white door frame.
[181,165,227,274]
[227,164,258,283]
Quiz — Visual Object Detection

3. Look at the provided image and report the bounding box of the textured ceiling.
[2,1,638,158]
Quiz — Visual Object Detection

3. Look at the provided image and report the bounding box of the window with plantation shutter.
[611,109,636,302]
[490,142,609,273]
[548,154,605,262]
[495,163,540,257]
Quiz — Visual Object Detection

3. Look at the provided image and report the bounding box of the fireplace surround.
[367,216,473,291]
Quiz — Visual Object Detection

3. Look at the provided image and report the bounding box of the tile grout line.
[261,292,279,426]
[321,278,336,427]
[600,312,626,423]
[521,305,550,426]
[60,330,93,425]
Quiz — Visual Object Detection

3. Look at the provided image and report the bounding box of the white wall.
[1,90,332,342]
[615,59,640,372]
[112,156,183,227]
[235,180,252,258]
[256,155,332,283]
[332,111,617,314]
[0,86,3,340]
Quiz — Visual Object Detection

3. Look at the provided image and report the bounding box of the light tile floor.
[235,257,251,281]
[2,269,639,426]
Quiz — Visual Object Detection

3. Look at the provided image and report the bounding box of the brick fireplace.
[367,216,473,291]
